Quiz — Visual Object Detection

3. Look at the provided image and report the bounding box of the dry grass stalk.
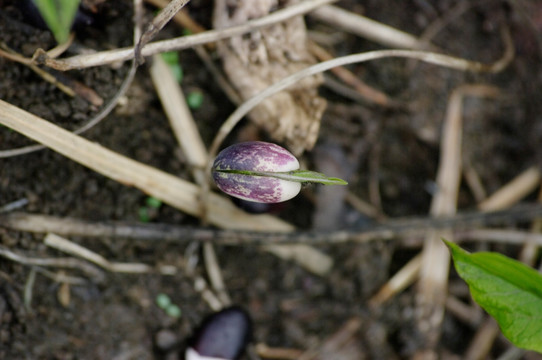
[44,233,177,274]
[5,208,542,246]
[308,41,394,107]
[137,0,191,56]
[310,5,429,49]
[255,343,303,359]
[445,296,482,327]
[150,59,233,300]
[369,254,421,306]
[416,85,500,354]
[144,0,206,34]
[478,166,541,211]
[0,244,104,282]
[464,318,500,360]
[150,54,208,182]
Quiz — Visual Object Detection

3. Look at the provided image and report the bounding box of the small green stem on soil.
[214,169,348,186]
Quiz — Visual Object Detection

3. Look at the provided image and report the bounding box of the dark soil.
[1,0,542,359]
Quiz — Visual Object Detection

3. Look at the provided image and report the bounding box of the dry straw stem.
[255,344,303,360]
[464,318,500,360]
[369,85,500,309]
[308,41,394,107]
[478,166,541,211]
[38,0,337,71]
[445,295,483,327]
[144,0,206,34]
[150,54,208,180]
[137,0,191,58]
[0,244,104,282]
[203,242,231,306]
[5,206,542,246]
[369,254,421,306]
[310,5,429,49]
[44,233,177,275]
[416,85,500,352]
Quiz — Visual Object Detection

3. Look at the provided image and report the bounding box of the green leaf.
[33,0,81,44]
[445,240,542,353]
[284,170,348,185]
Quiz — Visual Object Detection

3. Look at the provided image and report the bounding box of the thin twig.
[208,48,513,170]
[3,204,542,245]
[464,318,500,360]
[203,243,231,306]
[0,245,104,282]
[23,268,36,312]
[31,267,87,285]
[478,166,541,211]
[149,54,208,181]
[416,85,501,354]
[136,0,191,63]
[0,198,29,213]
[310,5,430,49]
[38,0,338,71]
[44,233,177,275]
[144,0,207,34]
[308,40,395,107]
[369,254,421,306]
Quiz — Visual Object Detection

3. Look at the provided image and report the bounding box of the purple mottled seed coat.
[213,141,299,172]
[212,142,301,203]
[213,172,301,203]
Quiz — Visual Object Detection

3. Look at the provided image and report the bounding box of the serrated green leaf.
[33,0,81,43]
[445,240,542,353]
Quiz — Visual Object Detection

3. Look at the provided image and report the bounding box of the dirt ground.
[1,0,542,359]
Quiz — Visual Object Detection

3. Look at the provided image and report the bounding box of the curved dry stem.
[0,57,138,159]
[207,45,514,169]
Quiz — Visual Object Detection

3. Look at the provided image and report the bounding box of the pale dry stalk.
[415,85,500,355]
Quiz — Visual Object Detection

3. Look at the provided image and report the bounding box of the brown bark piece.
[213,0,327,155]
